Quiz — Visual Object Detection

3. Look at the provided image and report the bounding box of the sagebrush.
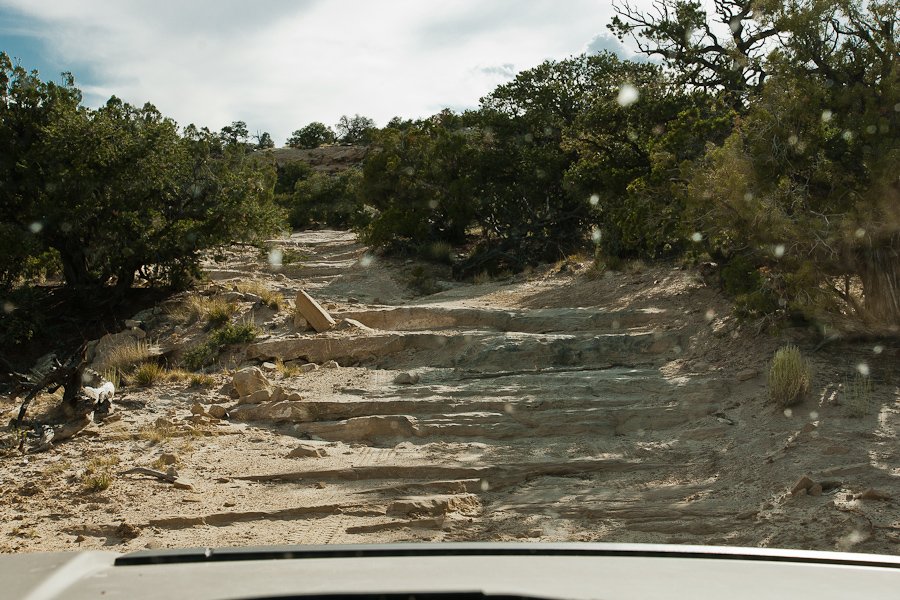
[767,344,811,407]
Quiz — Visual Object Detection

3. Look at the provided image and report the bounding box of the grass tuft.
[767,344,811,407]
[132,362,164,387]
[183,321,258,371]
[841,373,873,418]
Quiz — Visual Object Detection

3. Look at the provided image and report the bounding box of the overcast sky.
[0,1,644,146]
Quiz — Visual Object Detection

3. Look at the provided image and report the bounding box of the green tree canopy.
[0,54,284,292]
[287,122,335,148]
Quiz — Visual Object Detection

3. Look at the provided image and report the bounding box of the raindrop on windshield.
[617,84,639,107]
[591,228,601,243]
[774,244,785,258]
[821,110,833,122]
[705,309,715,321]
[268,248,283,267]
[857,363,870,376]
[873,345,883,354]
[590,194,599,206]
[29,221,43,233]
[359,255,373,268]
[691,232,702,242]
[2,302,14,314]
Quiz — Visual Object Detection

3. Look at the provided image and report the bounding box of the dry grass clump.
[767,344,811,407]
[169,293,237,326]
[95,338,155,375]
[188,373,216,387]
[238,279,284,310]
[84,455,120,491]
[141,421,174,445]
[841,373,873,418]
[275,358,299,378]
[132,362,164,387]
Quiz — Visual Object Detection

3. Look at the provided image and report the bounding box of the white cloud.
[2,0,628,145]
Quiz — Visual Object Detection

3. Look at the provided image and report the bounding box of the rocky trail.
[3,230,900,555]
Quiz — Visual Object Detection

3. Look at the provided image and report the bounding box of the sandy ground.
[2,230,900,556]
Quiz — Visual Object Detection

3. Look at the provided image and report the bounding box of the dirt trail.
[3,230,900,554]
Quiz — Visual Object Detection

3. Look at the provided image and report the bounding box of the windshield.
[1,0,898,560]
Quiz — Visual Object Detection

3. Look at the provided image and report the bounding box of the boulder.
[208,405,228,419]
[335,318,374,333]
[394,372,420,385]
[295,290,336,333]
[232,367,270,397]
[229,400,315,423]
[791,475,815,495]
[237,389,272,405]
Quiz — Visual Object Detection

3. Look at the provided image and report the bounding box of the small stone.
[394,372,420,385]
[348,297,358,303]
[160,452,178,465]
[261,362,277,372]
[315,482,327,489]
[859,488,891,501]
[823,445,848,455]
[75,535,86,543]
[791,475,815,495]
[124,319,142,329]
[736,369,759,381]
[224,501,236,507]
[166,466,178,477]
[323,360,339,369]
[173,478,194,491]
[190,403,206,415]
[299,363,318,373]
[182,494,202,503]
[237,389,272,405]
[274,273,286,281]
[287,443,327,458]
[694,361,709,372]
[102,414,122,425]
[527,528,543,538]
[208,405,227,419]
[809,484,823,496]
[735,510,758,520]
[793,487,808,498]
[800,422,817,433]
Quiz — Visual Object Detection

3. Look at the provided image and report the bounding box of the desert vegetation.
[2,0,900,355]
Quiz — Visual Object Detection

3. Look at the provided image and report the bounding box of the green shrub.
[207,300,237,327]
[183,322,258,371]
[767,344,811,407]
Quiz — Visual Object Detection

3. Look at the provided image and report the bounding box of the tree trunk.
[858,240,900,326]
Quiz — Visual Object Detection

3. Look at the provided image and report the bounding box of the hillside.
[1,230,899,554]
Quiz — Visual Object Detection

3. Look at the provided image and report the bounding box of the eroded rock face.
[232,367,270,398]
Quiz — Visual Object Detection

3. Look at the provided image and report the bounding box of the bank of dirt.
[2,230,900,555]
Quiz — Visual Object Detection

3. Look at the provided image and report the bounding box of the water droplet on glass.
[590,194,599,206]
[867,125,877,134]
[2,302,15,314]
[842,130,854,141]
[788,135,798,146]
[359,255,373,268]
[591,228,601,243]
[480,479,490,492]
[821,109,833,122]
[874,345,883,354]
[404,167,414,176]
[617,83,639,107]
[857,363,869,376]
[783,408,793,418]
[691,232,702,242]
[705,309,715,321]
[268,249,283,267]
[29,221,42,234]
[60,222,72,232]
[855,228,865,238]
[774,244,785,258]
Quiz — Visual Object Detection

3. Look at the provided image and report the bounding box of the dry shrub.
[767,344,811,407]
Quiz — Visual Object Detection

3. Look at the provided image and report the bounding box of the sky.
[0,1,644,146]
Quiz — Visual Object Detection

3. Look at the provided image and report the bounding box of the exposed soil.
[2,230,900,555]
